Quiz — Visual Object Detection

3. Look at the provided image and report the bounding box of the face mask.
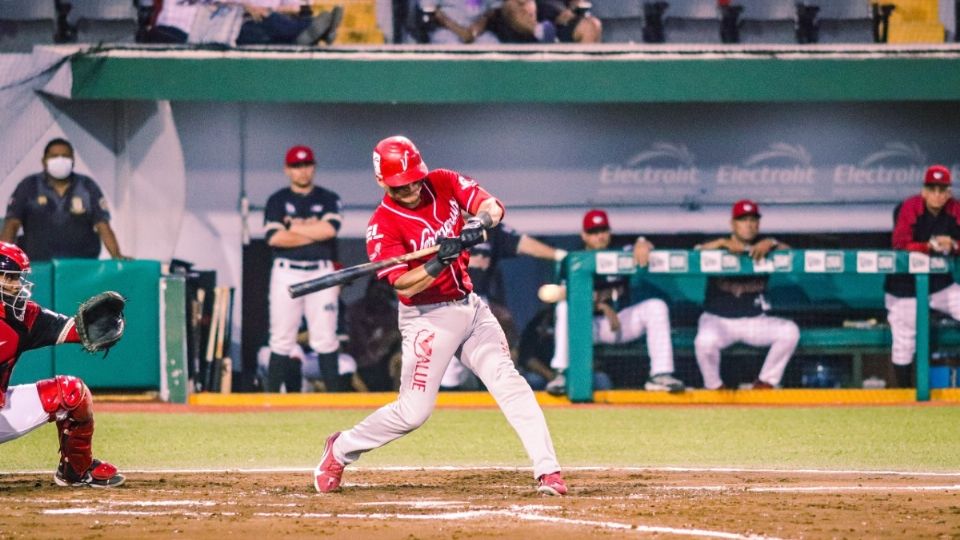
[45,156,73,180]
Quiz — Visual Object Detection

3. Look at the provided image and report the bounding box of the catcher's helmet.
[0,242,32,320]
[372,136,429,187]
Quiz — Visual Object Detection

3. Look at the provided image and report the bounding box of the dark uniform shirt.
[704,275,771,318]
[884,195,960,298]
[5,173,110,261]
[467,223,522,304]
[264,186,342,262]
[701,239,774,318]
[0,301,74,407]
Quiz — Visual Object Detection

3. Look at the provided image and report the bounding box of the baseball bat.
[288,245,440,298]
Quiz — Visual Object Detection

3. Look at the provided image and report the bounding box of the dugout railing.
[561,249,957,403]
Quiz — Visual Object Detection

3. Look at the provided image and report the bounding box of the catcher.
[0,242,126,487]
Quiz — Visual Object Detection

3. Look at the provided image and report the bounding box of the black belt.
[276,259,328,271]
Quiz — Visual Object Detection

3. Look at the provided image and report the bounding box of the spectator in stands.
[693,200,798,390]
[489,0,600,43]
[1,138,127,262]
[519,304,612,391]
[535,0,601,43]
[440,223,567,390]
[144,0,200,43]
[146,0,343,45]
[547,209,685,395]
[417,0,501,44]
[236,0,343,46]
[884,165,960,388]
[344,278,403,391]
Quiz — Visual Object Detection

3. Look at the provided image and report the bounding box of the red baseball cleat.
[537,471,567,496]
[54,459,125,488]
[313,432,345,493]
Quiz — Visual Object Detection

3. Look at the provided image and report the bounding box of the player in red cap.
[546,208,685,396]
[693,200,798,389]
[313,135,566,496]
[884,165,960,387]
[263,144,344,393]
[0,241,124,487]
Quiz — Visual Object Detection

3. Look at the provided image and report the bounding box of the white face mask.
[45,156,73,180]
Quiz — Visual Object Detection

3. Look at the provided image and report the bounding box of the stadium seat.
[662,0,719,44]
[591,0,644,43]
[813,0,873,43]
[735,0,797,44]
[0,1,56,52]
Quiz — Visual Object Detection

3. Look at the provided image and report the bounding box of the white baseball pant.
[269,259,340,355]
[885,283,960,366]
[332,293,561,479]
[694,312,799,389]
[0,385,49,444]
[550,298,676,376]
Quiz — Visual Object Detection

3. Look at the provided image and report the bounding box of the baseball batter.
[0,242,124,487]
[313,135,566,496]
[883,165,960,387]
[548,209,685,394]
[264,144,343,393]
[693,200,799,390]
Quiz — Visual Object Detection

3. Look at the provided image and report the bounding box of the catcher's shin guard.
[36,375,95,476]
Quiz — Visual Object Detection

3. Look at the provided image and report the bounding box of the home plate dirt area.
[2,468,959,539]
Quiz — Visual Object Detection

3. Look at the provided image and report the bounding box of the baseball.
[537,284,566,303]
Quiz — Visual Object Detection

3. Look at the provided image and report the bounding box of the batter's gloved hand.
[436,236,463,264]
[459,216,489,249]
[75,291,126,354]
[423,237,463,277]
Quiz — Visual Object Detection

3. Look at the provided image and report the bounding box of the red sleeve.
[892,196,930,252]
[366,212,410,286]
[432,169,504,219]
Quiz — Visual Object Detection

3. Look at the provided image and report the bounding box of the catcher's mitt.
[75,291,126,354]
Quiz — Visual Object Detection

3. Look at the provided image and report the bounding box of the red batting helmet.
[372,136,429,187]
[0,242,32,321]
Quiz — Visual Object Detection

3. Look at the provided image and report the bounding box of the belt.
[275,259,330,271]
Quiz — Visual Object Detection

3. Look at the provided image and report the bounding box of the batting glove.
[424,236,463,277]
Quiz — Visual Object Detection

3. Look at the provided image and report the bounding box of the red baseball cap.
[924,164,951,186]
[582,209,610,232]
[285,145,315,166]
[732,199,761,219]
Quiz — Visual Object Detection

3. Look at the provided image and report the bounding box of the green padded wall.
[52,259,161,389]
[9,262,54,385]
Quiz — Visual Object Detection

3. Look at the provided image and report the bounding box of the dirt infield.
[2,468,958,539]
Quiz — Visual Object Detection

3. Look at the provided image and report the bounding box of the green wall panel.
[69,51,960,103]
[9,263,54,385]
[52,259,161,389]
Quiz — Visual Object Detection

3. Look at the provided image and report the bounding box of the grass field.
[4,404,960,472]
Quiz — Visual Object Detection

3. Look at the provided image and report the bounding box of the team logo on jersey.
[457,175,476,190]
[285,202,296,215]
[368,242,382,261]
[311,204,323,213]
[414,331,434,358]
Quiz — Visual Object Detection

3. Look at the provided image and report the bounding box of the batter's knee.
[35,375,93,420]
[394,402,432,432]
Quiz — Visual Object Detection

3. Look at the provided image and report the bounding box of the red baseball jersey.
[0,301,79,407]
[366,169,502,306]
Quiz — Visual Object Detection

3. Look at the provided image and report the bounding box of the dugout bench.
[562,249,959,403]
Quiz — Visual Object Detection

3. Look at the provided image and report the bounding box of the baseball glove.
[75,291,126,354]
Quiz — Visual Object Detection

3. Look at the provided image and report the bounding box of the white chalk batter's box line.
[5,465,960,476]
[30,500,780,540]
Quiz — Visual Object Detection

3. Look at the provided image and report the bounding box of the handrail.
[562,249,954,402]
